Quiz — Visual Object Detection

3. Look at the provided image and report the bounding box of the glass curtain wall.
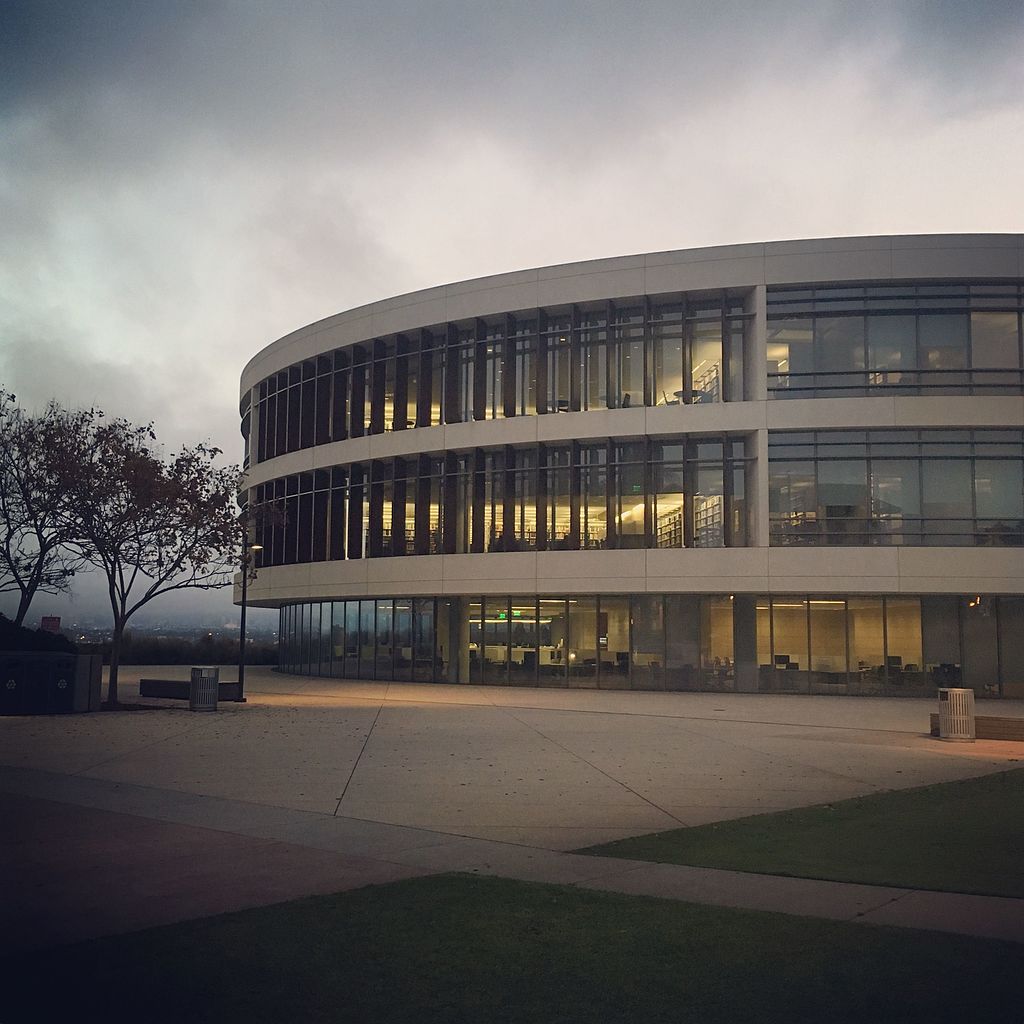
[767,280,1024,399]
[770,430,1024,546]
[277,592,1015,696]
[281,597,679,689]
[756,596,933,694]
[252,290,753,464]
[252,436,752,569]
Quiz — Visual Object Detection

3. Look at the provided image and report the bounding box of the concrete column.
[247,393,259,467]
[733,595,759,693]
[745,284,770,550]
[455,597,470,683]
[749,429,770,549]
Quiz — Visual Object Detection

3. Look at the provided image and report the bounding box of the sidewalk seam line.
[66,716,218,776]
[334,699,386,816]
[496,707,689,828]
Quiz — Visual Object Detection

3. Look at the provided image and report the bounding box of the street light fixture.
[238,538,263,702]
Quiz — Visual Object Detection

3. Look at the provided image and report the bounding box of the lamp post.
[238,538,262,702]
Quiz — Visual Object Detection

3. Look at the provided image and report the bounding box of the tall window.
[542,309,572,413]
[422,329,444,426]
[511,315,538,416]
[483,450,505,552]
[689,310,723,405]
[398,335,417,431]
[480,317,506,420]
[509,448,538,550]
[578,305,607,411]
[610,303,645,408]
[543,446,572,549]
[652,442,685,547]
[349,345,370,438]
[450,454,474,554]
[612,442,646,548]
[578,444,608,549]
[451,325,475,423]
[651,300,684,406]
[392,458,416,556]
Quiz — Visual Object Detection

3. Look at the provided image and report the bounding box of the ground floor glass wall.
[278,593,1024,697]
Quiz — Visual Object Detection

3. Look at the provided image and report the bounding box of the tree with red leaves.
[69,415,242,707]
[0,390,92,626]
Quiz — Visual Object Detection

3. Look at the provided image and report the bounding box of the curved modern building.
[239,234,1024,698]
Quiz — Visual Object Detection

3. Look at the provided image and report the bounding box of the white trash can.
[937,687,975,741]
[189,667,220,712]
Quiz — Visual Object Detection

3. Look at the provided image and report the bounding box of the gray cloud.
[2,0,1022,625]
[7,2,1022,146]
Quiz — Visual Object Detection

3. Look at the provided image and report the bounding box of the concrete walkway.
[3,669,1024,953]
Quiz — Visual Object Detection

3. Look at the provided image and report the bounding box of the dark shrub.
[0,614,77,653]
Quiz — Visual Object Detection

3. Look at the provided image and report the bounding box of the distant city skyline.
[2,0,1022,626]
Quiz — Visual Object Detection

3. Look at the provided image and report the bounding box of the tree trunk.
[14,586,33,628]
[107,623,122,707]
[14,551,49,627]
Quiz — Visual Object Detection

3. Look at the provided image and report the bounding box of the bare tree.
[70,415,242,706]
[0,391,91,625]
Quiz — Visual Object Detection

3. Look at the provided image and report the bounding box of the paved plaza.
[3,667,1023,952]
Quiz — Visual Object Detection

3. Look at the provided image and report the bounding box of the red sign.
[40,616,61,634]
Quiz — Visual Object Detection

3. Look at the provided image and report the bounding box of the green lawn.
[580,767,1024,897]
[2,874,1021,1024]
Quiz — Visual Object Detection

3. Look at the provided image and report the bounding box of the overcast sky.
[2,0,1023,627]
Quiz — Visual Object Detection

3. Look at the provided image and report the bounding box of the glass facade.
[279,594,1022,697]
[253,291,751,462]
[282,594,740,691]
[250,279,1024,462]
[767,280,1024,399]
[248,262,1024,701]
[250,436,751,567]
[769,430,1024,546]
[754,594,1020,697]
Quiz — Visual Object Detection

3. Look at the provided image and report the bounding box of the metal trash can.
[938,687,975,741]
[189,667,220,712]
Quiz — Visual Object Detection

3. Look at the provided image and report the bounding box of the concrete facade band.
[238,234,1024,697]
